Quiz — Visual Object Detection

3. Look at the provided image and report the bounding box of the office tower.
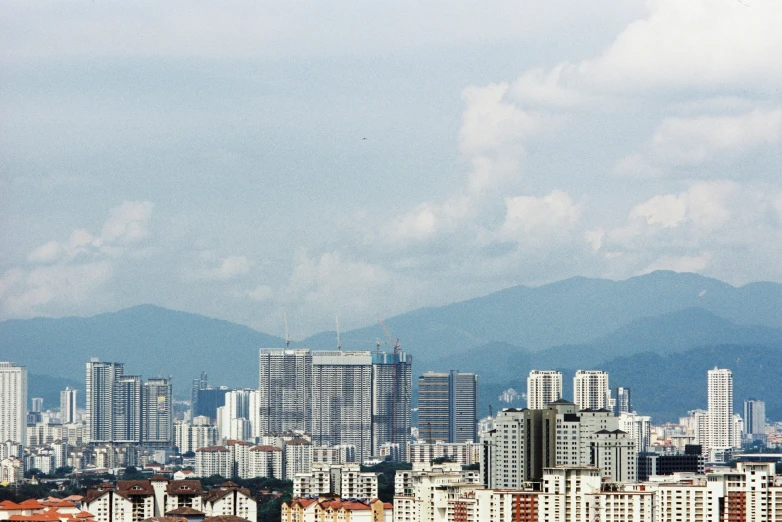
[143,378,173,445]
[526,370,562,409]
[744,399,766,442]
[86,360,124,443]
[258,349,313,435]
[311,351,373,461]
[195,388,227,420]
[418,370,478,444]
[573,370,610,410]
[191,371,208,414]
[614,387,632,414]
[113,374,142,443]
[31,398,43,413]
[370,351,412,460]
[707,367,733,462]
[60,387,78,424]
[0,362,27,446]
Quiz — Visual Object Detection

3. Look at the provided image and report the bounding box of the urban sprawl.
[1,348,781,522]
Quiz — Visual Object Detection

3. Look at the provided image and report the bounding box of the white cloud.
[0,201,154,317]
[200,255,253,281]
[629,181,737,230]
[499,190,581,239]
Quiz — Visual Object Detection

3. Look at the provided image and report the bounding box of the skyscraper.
[614,387,632,415]
[86,359,124,443]
[573,370,610,411]
[31,398,43,413]
[707,367,733,462]
[744,399,766,442]
[143,378,173,445]
[526,370,562,409]
[312,351,373,461]
[258,349,313,435]
[0,362,27,446]
[418,370,478,444]
[371,351,412,459]
[60,387,78,424]
[113,374,142,443]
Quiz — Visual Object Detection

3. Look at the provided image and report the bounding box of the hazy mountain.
[328,271,782,365]
[1,304,285,395]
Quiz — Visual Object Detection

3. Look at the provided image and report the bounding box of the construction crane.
[283,311,290,348]
[377,314,401,445]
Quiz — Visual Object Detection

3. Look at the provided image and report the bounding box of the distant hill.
[325,271,782,369]
[2,271,781,422]
[0,304,285,395]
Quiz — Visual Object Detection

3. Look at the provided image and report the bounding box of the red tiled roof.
[164,507,203,516]
[0,501,22,510]
[196,446,228,453]
[166,480,203,496]
[250,445,281,452]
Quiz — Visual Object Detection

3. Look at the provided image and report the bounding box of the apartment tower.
[258,349,313,434]
[0,362,27,446]
[526,370,562,409]
[707,367,734,462]
[573,370,610,411]
[60,387,78,424]
[418,370,478,444]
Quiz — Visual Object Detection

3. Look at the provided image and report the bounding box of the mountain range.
[2,270,780,422]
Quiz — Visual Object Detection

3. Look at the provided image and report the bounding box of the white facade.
[195,446,231,478]
[407,441,481,466]
[258,348,313,435]
[249,445,284,479]
[707,367,733,462]
[0,362,27,446]
[60,387,78,424]
[175,421,219,453]
[573,370,610,411]
[526,370,562,409]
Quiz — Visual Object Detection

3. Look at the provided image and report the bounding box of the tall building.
[526,370,562,409]
[370,351,412,459]
[573,370,610,411]
[191,371,208,415]
[142,378,173,445]
[744,399,766,442]
[113,374,142,443]
[312,351,373,461]
[707,367,734,462]
[86,359,124,443]
[614,386,632,414]
[418,370,478,444]
[258,349,313,435]
[60,387,78,424]
[31,398,44,413]
[0,362,27,446]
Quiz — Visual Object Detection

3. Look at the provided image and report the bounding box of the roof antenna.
[284,311,290,348]
[335,313,342,351]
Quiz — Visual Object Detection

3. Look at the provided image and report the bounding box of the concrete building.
[142,378,173,445]
[418,370,477,444]
[745,399,766,443]
[113,375,142,443]
[370,351,413,460]
[614,386,632,415]
[202,481,257,521]
[283,497,391,522]
[195,446,231,478]
[707,367,734,462]
[0,362,27,447]
[60,387,78,424]
[618,411,651,453]
[248,445,283,479]
[407,441,482,466]
[573,370,610,411]
[174,421,219,454]
[86,360,124,443]
[526,370,562,409]
[258,349,313,435]
[481,400,637,488]
[293,463,379,499]
[285,438,313,480]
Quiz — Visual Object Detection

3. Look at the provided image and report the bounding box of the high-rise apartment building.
[60,387,78,424]
[312,351,373,460]
[418,370,478,444]
[526,370,562,409]
[744,399,766,442]
[0,362,27,446]
[614,386,632,414]
[31,398,43,413]
[86,360,124,443]
[113,374,142,443]
[370,351,412,459]
[707,367,734,462]
[142,378,173,445]
[573,370,610,411]
[258,349,313,435]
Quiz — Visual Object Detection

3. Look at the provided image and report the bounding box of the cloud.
[499,190,581,239]
[629,181,737,230]
[200,255,253,281]
[1,201,154,317]
[616,109,782,176]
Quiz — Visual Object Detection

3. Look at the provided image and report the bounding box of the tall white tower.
[527,370,563,409]
[707,367,733,462]
[60,387,78,424]
[85,359,124,443]
[573,370,610,411]
[0,362,27,446]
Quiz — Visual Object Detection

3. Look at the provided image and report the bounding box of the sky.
[2,0,782,338]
